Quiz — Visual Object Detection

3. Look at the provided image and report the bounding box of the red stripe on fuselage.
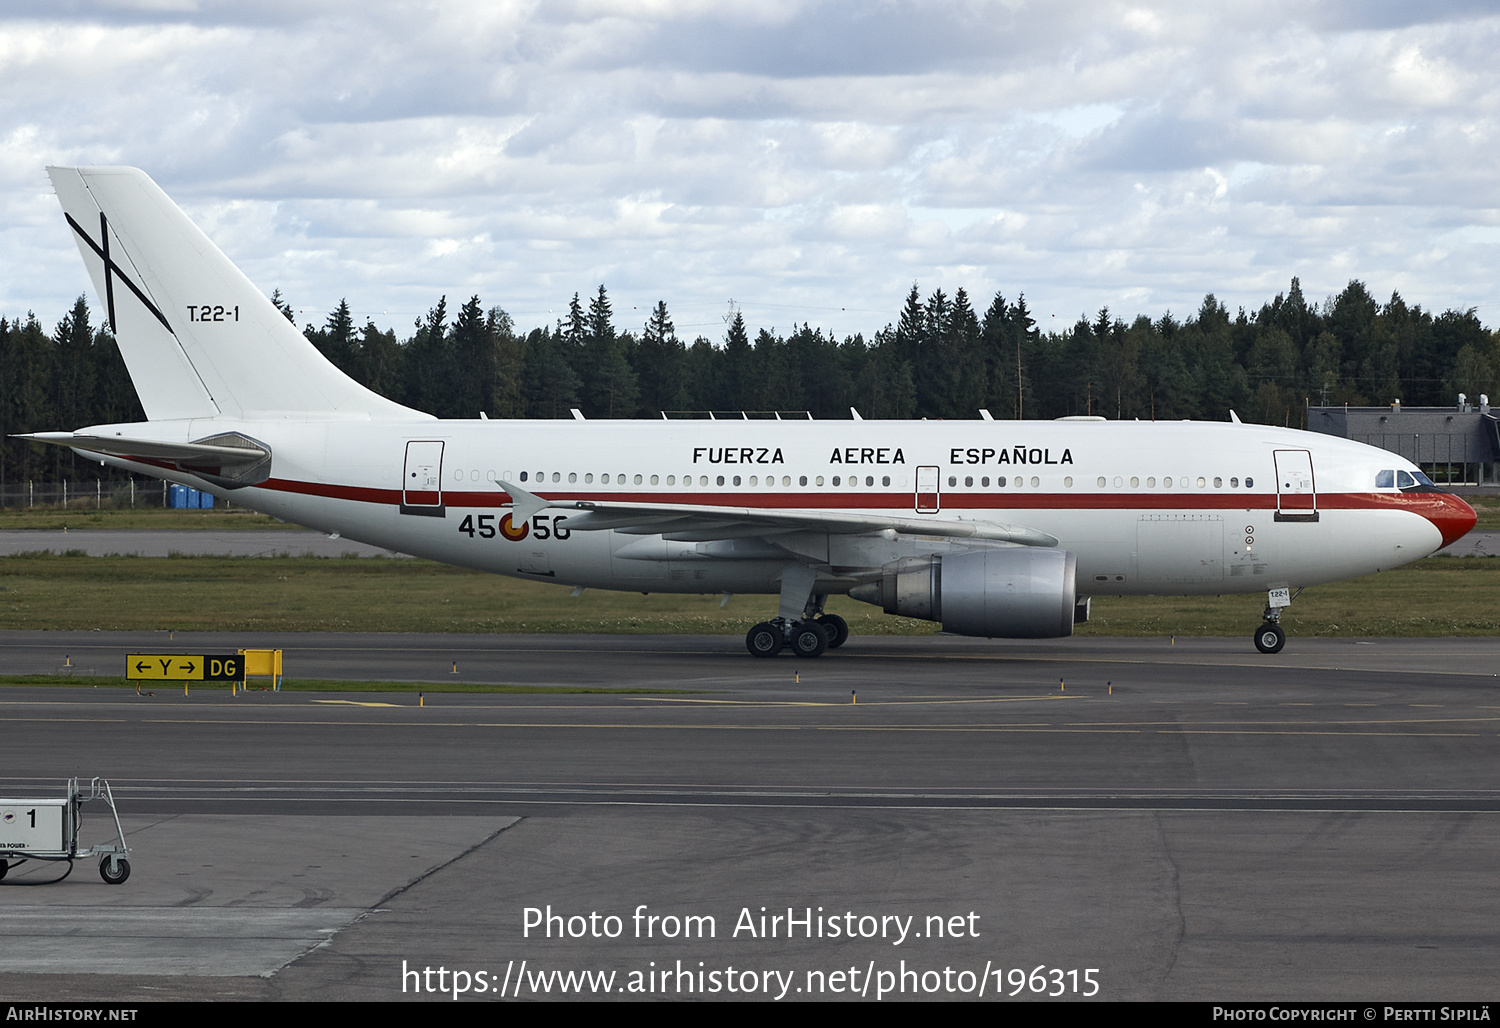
[252,478,1472,536]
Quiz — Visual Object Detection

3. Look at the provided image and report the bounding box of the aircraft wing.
[497,480,1058,547]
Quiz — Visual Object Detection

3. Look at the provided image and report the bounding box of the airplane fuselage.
[91,415,1468,600]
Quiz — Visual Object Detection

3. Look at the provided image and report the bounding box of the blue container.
[168,485,213,509]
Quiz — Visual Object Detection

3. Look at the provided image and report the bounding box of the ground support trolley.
[0,778,131,885]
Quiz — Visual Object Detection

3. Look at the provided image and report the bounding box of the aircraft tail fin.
[46,166,426,422]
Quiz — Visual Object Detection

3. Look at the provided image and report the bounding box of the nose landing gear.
[1253,586,1298,654]
[1253,621,1286,654]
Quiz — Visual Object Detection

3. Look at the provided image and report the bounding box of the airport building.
[1306,396,1500,486]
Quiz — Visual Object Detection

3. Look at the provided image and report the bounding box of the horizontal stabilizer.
[19,430,272,488]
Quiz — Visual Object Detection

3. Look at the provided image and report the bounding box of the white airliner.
[25,167,1477,658]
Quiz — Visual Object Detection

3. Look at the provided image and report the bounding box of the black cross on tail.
[64,211,174,334]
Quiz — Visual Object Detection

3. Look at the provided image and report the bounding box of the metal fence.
[0,478,174,509]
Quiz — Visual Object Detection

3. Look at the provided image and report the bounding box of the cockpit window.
[1376,470,1395,489]
[1410,470,1437,488]
[1396,470,1415,489]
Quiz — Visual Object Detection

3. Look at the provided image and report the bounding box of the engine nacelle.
[848,547,1078,639]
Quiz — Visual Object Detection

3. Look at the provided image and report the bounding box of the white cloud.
[4,0,1500,338]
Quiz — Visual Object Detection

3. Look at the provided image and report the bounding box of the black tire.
[790,621,829,659]
[815,614,849,649]
[100,856,130,885]
[1253,623,1286,654]
[746,622,783,658]
[0,859,7,881]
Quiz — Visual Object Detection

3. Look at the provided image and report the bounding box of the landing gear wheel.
[1254,623,1286,654]
[790,621,829,659]
[100,856,130,885]
[746,622,783,658]
[815,614,849,649]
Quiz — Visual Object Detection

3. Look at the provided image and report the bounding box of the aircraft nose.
[1407,491,1477,549]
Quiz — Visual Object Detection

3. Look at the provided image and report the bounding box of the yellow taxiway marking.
[844,650,1500,679]
[636,694,1084,707]
[311,699,402,707]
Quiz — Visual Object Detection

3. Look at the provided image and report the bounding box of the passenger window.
[882,476,890,487]
[997,477,1007,487]
[1064,477,1073,488]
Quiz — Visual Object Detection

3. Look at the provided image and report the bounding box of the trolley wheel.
[100,856,130,885]
[1253,622,1286,655]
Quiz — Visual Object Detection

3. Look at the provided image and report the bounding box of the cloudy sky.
[3,0,1499,342]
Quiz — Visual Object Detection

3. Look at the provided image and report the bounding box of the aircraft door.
[401,440,446,517]
[915,466,940,513]
[1273,449,1318,521]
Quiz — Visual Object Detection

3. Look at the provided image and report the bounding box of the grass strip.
[0,552,1496,637]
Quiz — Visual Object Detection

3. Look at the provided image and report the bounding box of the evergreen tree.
[718,312,752,411]
[637,301,686,414]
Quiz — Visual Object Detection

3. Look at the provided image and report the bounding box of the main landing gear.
[1252,586,1298,654]
[745,614,849,659]
[746,565,848,658]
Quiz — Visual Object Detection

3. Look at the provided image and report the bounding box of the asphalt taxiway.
[1,632,1497,1001]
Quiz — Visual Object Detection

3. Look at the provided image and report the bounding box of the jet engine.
[848,547,1077,639]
